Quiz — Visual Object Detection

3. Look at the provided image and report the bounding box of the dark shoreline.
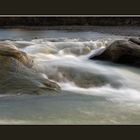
[0,17,140,36]
[1,17,140,27]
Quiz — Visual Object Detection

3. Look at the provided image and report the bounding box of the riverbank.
[0,17,140,27]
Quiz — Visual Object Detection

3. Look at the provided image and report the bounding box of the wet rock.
[90,40,140,67]
[0,43,33,68]
[129,37,140,45]
[0,42,61,94]
[42,79,61,91]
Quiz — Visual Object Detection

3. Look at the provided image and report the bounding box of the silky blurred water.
[0,27,140,124]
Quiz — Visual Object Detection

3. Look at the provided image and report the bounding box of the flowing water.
[0,27,140,124]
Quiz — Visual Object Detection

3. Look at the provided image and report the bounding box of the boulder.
[0,43,33,68]
[90,40,140,67]
[0,43,61,93]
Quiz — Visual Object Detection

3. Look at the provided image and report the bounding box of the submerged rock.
[60,46,91,56]
[90,39,140,67]
[47,66,121,88]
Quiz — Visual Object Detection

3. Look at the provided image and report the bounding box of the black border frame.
[0,0,140,139]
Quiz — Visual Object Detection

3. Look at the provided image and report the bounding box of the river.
[0,26,140,124]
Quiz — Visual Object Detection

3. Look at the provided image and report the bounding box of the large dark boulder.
[90,39,140,67]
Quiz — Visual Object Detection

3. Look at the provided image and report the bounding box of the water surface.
[0,27,140,124]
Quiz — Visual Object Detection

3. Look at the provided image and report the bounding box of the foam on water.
[0,37,139,101]
[12,37,140,104]
[61,82,140,102]
[1,29,140,124]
